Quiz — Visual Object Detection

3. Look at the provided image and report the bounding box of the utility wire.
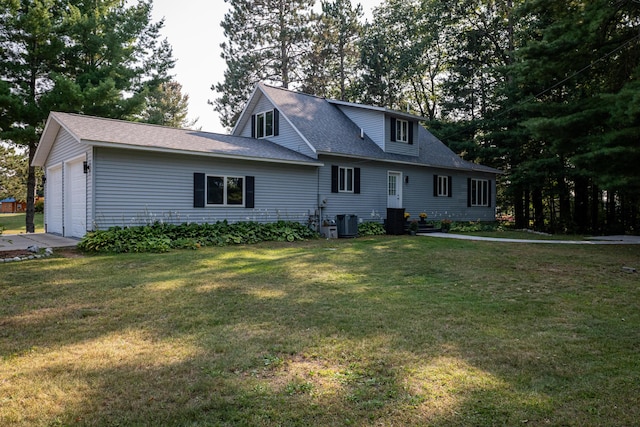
[492,32,640,120]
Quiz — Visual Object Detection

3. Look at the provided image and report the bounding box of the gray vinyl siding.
[92,147,318,229]
[385,119,419,156]
[238,93,316,158]
[318,155,495,224]
[44,128,92,234]
[334,105,385,150]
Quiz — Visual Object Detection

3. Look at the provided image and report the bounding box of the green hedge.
[78,220,318,253]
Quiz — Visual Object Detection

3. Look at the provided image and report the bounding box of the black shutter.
[487,180,492,207]
[448,176,453,198]
[251,115,256,138]
[408,121,414,145]
[194,173,205,208]
[433,175,438,197]
[331,165,339,193]
[467,178,472,207]
[245,176,255,208]
[390,117,396,142]
[273,109,279,136]
[354,168,361,194]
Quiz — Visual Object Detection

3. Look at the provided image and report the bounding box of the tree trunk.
[26,140,36,233]
[532,187,544,231]
[573,177,589,233]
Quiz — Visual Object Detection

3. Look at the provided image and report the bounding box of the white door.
[64,158,87,238]
[47,165,63,234]
[387,171,402,208]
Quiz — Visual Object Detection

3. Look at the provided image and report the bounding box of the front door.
[387,171,402,208]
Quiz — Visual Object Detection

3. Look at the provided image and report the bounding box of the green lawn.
[0,213,44,234]
[1,236,639,426]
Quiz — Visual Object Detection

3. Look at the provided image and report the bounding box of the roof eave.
[316,151,500,173]
[86,140,323,167]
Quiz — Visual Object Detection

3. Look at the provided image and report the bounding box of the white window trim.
[255,110,274,139]
[471,178,489,207]
[206,175,245,207]
[338,166,354,193]
[396,119,409,143]
[437,175,449,197]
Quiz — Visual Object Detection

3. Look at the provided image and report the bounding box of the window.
[469,178,490,206]
[252,109,279,138]
[396,119,409,143]
[433,175,452,197]
[390,117,413,144]
[331,165,360,194]
[339,167,354,192]
[207,175,244,206]
[438,175,449,197]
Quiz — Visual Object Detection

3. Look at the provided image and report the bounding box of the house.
[32,83,499,238]
[1,198,27,214]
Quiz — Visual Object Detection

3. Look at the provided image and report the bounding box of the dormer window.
[390,117,413,144]
[251,109,280,139]
[256,110,273,138]
[396,119,408,143]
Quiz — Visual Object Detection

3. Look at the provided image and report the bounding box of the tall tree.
[0,0,174,231]
[212,0,315,129]
[514,0,640,232]
[302,0,363,100]
[140,80,198,128]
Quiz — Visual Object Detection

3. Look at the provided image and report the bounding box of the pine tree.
[141,81,198,128]
[0,0,174,231]
[212,0,315,129]
[302,0,363,100]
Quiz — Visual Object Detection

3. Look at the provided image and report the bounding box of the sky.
[150,0,383,134]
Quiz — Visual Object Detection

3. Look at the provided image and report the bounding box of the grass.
[0,213,44,234]
[1,236,639,426]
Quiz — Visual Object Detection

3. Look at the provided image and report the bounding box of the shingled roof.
[257,83,499,173]
[33,112,322,167]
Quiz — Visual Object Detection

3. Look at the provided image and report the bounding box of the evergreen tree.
[302,0,363,100]
[0,0,174,231]
[212,0,315,129]
[141,81,198,128]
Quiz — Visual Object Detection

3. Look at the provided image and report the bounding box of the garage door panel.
[47,166,63,234]
[65,159,87,238]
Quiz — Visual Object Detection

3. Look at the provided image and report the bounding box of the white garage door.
[46,165,63,235]
[65,158,87,238]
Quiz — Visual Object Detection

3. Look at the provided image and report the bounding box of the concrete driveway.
[0,233,79,251]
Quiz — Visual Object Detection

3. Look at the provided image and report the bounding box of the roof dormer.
[328,99,423,156]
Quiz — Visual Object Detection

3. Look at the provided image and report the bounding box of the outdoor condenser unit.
[336,214,358,238]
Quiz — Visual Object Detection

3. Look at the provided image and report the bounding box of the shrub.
[78,220,318,253]
[34,199,44,213]
[358,221,386,236]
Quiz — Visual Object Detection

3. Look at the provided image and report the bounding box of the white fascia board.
[85,139,323,167]
[230,84,261,136]
[328,99,427,122]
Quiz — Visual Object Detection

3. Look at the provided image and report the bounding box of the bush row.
[357,221,386,236]
[78,220,318,253]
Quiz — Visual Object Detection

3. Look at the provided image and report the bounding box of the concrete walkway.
[421,232,640,244]
[0,233,79,251]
